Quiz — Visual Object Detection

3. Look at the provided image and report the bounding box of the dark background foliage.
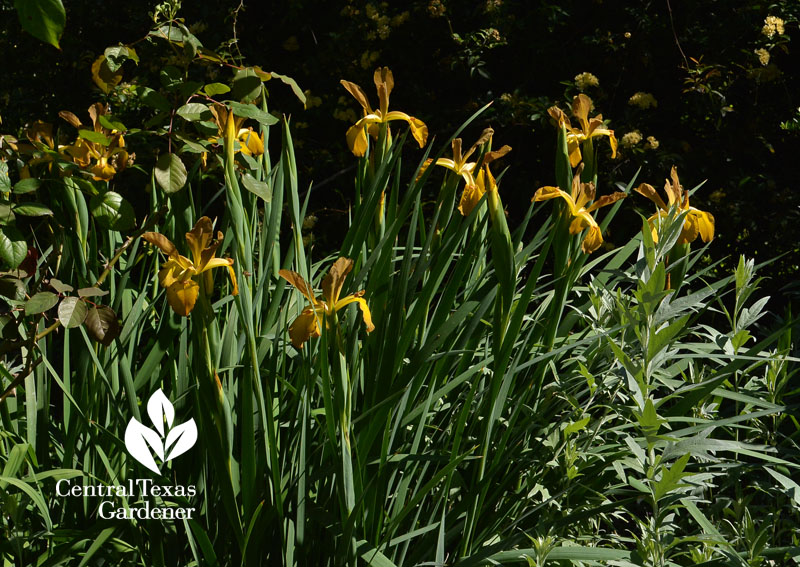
[2,0,798,298]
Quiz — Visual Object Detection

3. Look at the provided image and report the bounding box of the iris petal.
[279,270,319,305]
[694,210,715,243]
[185,217,214,267]
[581,225,604,254]
[288,309,321,349]
[334,295,375,333]
[166,279,199,317]
[322,258,354,305]
[532,186,580,217]
[346,124,368,156]
[340,80,373,114]
[458,183,484,217]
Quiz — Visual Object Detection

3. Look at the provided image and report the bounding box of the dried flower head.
[574,72,600,91]
[302,215,318,230]
[628,92,658,109]
[486,0,503,12]
[762,16,785,39]
[621,130,643,148]
[428,0,446,17]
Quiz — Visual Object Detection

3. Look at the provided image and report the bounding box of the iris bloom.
[208,104,265,157]
[635,166,714,244]
[549,94,618,168]
[279,258,374,349]
[533,165,626,253]
[59,103,130,181]
[237,128,264,156]
[458,144,512,217]
[26,121,56,153]
[142,217,238,317]
[425,137,480,188]
[420,128,501,215]
[340,67,428,157]
[19,121,63,176]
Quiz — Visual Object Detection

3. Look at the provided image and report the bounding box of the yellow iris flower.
[59,103,130,181]
[533,165,626,253]
[19,121,62,177]
[26,121,56,152]
[237,128,265,157]
[340,67,428,157]
[635,166,715,244]
[208,104,265,157]
[426,138,478,185]
[420,128,508,216]
[279,257,375,349]
[142,217,238,317]
[457,144,512,217]
[549,94,618,168]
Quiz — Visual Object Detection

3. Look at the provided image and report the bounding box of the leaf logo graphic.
[124,389,197,474]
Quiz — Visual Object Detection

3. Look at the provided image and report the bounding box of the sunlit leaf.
[0,276,25,302]
[564,416,591,436]
[229,102,278,127]
[0,161,9,192]
[135,86,172,112]
[15,0,65,49]
[197,47,224,63]
[13,202,53,217]
[176,103,212,122]
[241,172,272,202]
[49,278,73,293]
[203,82,230,97]
[0,203,15,226]
[154,153,188,194]
[0,226,26,268]
[150,24,183,42]
[104,45,138,72]
[232,68,263,102]
[653,453,692,501]
[270,71,307,105]
[98,114,126,132]
[13,178,41,195]
[77,287,108,298]
[91,55,123,94]
[24,291,58,315]
[57,296,87,328]
[178,138,210,154]
[78,129,110,146]
[89,191,135,231]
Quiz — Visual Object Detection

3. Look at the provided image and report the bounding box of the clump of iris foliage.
[1,8,798,567]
